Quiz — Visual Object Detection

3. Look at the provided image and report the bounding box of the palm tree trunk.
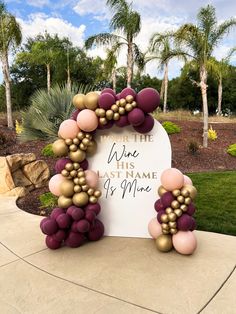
[127,42,133,88]
[67,67,71,91]
[217,76,222,115]
[160,77,164,100]
[1,52,13,129]
[163,62,168,113]
[200,65,208,148]
[112,68,116,93]
[46,63,51,93]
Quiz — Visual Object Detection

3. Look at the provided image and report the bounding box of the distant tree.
[0,1,21,128]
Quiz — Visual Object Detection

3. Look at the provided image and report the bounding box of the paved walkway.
[0,196,235,314]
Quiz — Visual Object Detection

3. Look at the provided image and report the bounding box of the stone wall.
[0,153,50,197]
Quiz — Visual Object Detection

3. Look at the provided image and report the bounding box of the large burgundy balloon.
[157,210,166,224]
[101,88,116,98]
[98,93,115,110]
[56,213,71,229]
[154,199,165,212]
[97,120,114,130]
[186,203,196,216]
[85,203,101,215]
[46,235,61,249]
[87,219,104,241]
[77,219,90,233]
[70,109,80,121]
[71,221,79,233]
[52,230,66,242]
[137,88,160,113]
[177,214,193,231]
[120,87,136,99]
[55,158,72,174]
[50,207,65,220]
[85,210,96,223]
[41,218,58,235]
[161,192,175,208]
[71,207,85,221]
[80,159,89,170]
[115,115,130,127]
[65,231,85,248]
[128,108,145,126]
[116,93,121,100]
[133,114,154,134]
[40,217,49,229]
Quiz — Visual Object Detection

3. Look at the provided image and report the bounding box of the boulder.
[6,153,36,172]
[12,169,34,188]
[23,160,50,186]
[0,187,27,197]
[0,157,15,193]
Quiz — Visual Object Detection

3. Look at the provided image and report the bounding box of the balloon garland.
[148,168,198,255]
[40,87,160,249]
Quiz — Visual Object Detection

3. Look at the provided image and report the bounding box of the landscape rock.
[12,169,33,188]
[23,160,50,186]
[0,187,27,197]
[6,153,36,172]
[0,157,15,193]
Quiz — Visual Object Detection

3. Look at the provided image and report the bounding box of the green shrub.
[187,140,200,155]
[41,143,55,157]
[162,121,181,134]
[39,192,58,209]
[227,144,236,157]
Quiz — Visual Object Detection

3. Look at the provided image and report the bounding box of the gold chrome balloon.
[158,185,167,197]
[131,101,137,108]
[65,163,74,172]
[170,228,178,235]
[58,195,73,208]
[72,192,89,207]
[113,113,120,120]
[89,196,97,204]
[73,163,80,170]
[74,185,81,193]
[155,235,173,252]
[78,177,86,185]
[77,132,85,140]
[174,209,183,217]
[87,188,94,196]
[69,144,77,152]
[72,94,85,109]
[60,180,75,197]
[82,184,89,191]
[184,197,192,205]
[99,108,106,117]
[169,221,177,228]
[126,95,134,103]
[162,223,169,230]
[184,184,197,200]
[119,107,126,115]
[86,140,97,155]
[52,139,69,157]
[119,98,126,107]
[61,169,69,177]
[181,187,190,197]
[73,138,80,145]
[177,195,185,203]
[171,200,180,209]
[69,149,86,162]
[94,190,102,198]
[79,143,87,151]
[180,204,188,212]
[168,212,177,222]
[84,92,99,110]
[70,170,77,177]
[165,207,173,214]
[82,138,90,146]
[161,214,169,223]
[172,189,181,197]
[100,117,108,125]
[162,229,170,235]
[111,104,119,112]
[74,178,80,185]
[125,103,133,112]
[65,138,73,145]
[78,171,85,178]
[106,110,114,120]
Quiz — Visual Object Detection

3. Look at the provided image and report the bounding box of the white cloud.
[17,13,86,47]
[26,0,50,8]
[73,0,110,21]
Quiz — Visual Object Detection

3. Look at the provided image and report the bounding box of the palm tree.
[103,45,118,92]
[173,5,236,147]
[0,2,22,128]
[85,0,142,87]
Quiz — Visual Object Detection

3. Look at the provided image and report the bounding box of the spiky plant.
[19,84,92,142]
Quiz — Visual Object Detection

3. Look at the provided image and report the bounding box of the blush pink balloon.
[148,218,162,239]
[84,170,99,188]
[160,168,184,191]
[183,175,193,185]
[77,109,98,132]
[59,119,80,139]
[172,231,197,255]
[49,174,65,196]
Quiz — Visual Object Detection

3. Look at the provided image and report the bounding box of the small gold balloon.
[89,196,97,204]
[86,140,97,155]
[72,192,89,207]
[82,138,90,146]
[116,100,120,106]
[78,171,85,178]
[162,229,170,235]
[168,212,177,222]
[61,169,69,177]
[155,235,173,252]
[100,117,108,125]
[60,180,75,197]
[87,188,95,196]
[73,163,80,170]
[162,223,169,230]
[111,104,119,112]
[69,149,86,162]
[65,163,74,171]
[181,188,190,197]
[118,107,126,115]
[125,103,133,112]
[160,214,169,223]
[158,185,167,197]
[180,204,188,211]
[126,95,134,103]
[72,94,85,109]
[65,138,73,145]
[74,185,81,193]
[85,134,92,140]
[174,209,183,217]
[84,92,99,110]
[119,98,126,107]
[171,200,180,209]
[172,189,181,197]
[185,197,192,205]
[82,184,89,191]
[52,139,69,157]
[113,113,120,120]
[131,101,137,108]
[73,138,80,145]
[79,143,87,151]
[77,132,85,140]
[70,170,77,177]
[98,108,106,117]
[184,184,197,200]
[177,195,185,203]
[78,177,86,185]
[170,228,178,235]
[74,177,80,185]
[169,221,177,228]
[106,110,114,120]
[165,207,173,214]
[94,190,102,198]
[58,195,73,208]
[95,108,100,116]
[69,144,78,152]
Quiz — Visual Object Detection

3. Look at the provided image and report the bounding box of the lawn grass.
[188,171,236,236]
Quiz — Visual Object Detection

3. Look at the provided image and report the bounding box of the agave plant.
[19,84,92,142]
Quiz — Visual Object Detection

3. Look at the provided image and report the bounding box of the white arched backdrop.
[89,120,171,238]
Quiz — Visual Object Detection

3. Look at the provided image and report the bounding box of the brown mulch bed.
[0,117,236,217]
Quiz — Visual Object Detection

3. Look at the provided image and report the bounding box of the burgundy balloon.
[65,231,85,248]
[157,210,166,224]
[116,93,121,100]
[177,214,193,231]
[98,92,115,110]
[79,159,89,171]
[40,217,49,229]
[87,219,104,241]
[50,207,65,220]
[41,218,58,235]
[190,217,197,231]
[46,235,61,250]
[71,221,79,233]
[71,207,85,221]
[85,203,101,215]
[70,109,80,121]
[77,219,90,233]
[154,199,165,212]
[52,230,66,242]
[98,120,114,130]
[128,108,145,126]
[55,158,72,174]
[133,114,154,134]
[101,88,116,98]
[186,203,196,216]
[120,87,136,99]
[85,210,96,223]
[56,213,71,229]
[161,192,175,208]
[137,88,160,113]
[115,115,130,127]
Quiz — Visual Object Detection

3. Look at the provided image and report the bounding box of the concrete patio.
[0,196,235,314]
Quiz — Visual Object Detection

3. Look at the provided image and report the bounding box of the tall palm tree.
[103,46,118,92]
[173,5,236,147]
[85,0,142,87]
[0,2,21,128]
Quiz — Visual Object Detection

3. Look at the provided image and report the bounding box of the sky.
[2,0,236,83]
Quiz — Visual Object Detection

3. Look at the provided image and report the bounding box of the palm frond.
[85,33,122,49]
[210,18,236,47]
